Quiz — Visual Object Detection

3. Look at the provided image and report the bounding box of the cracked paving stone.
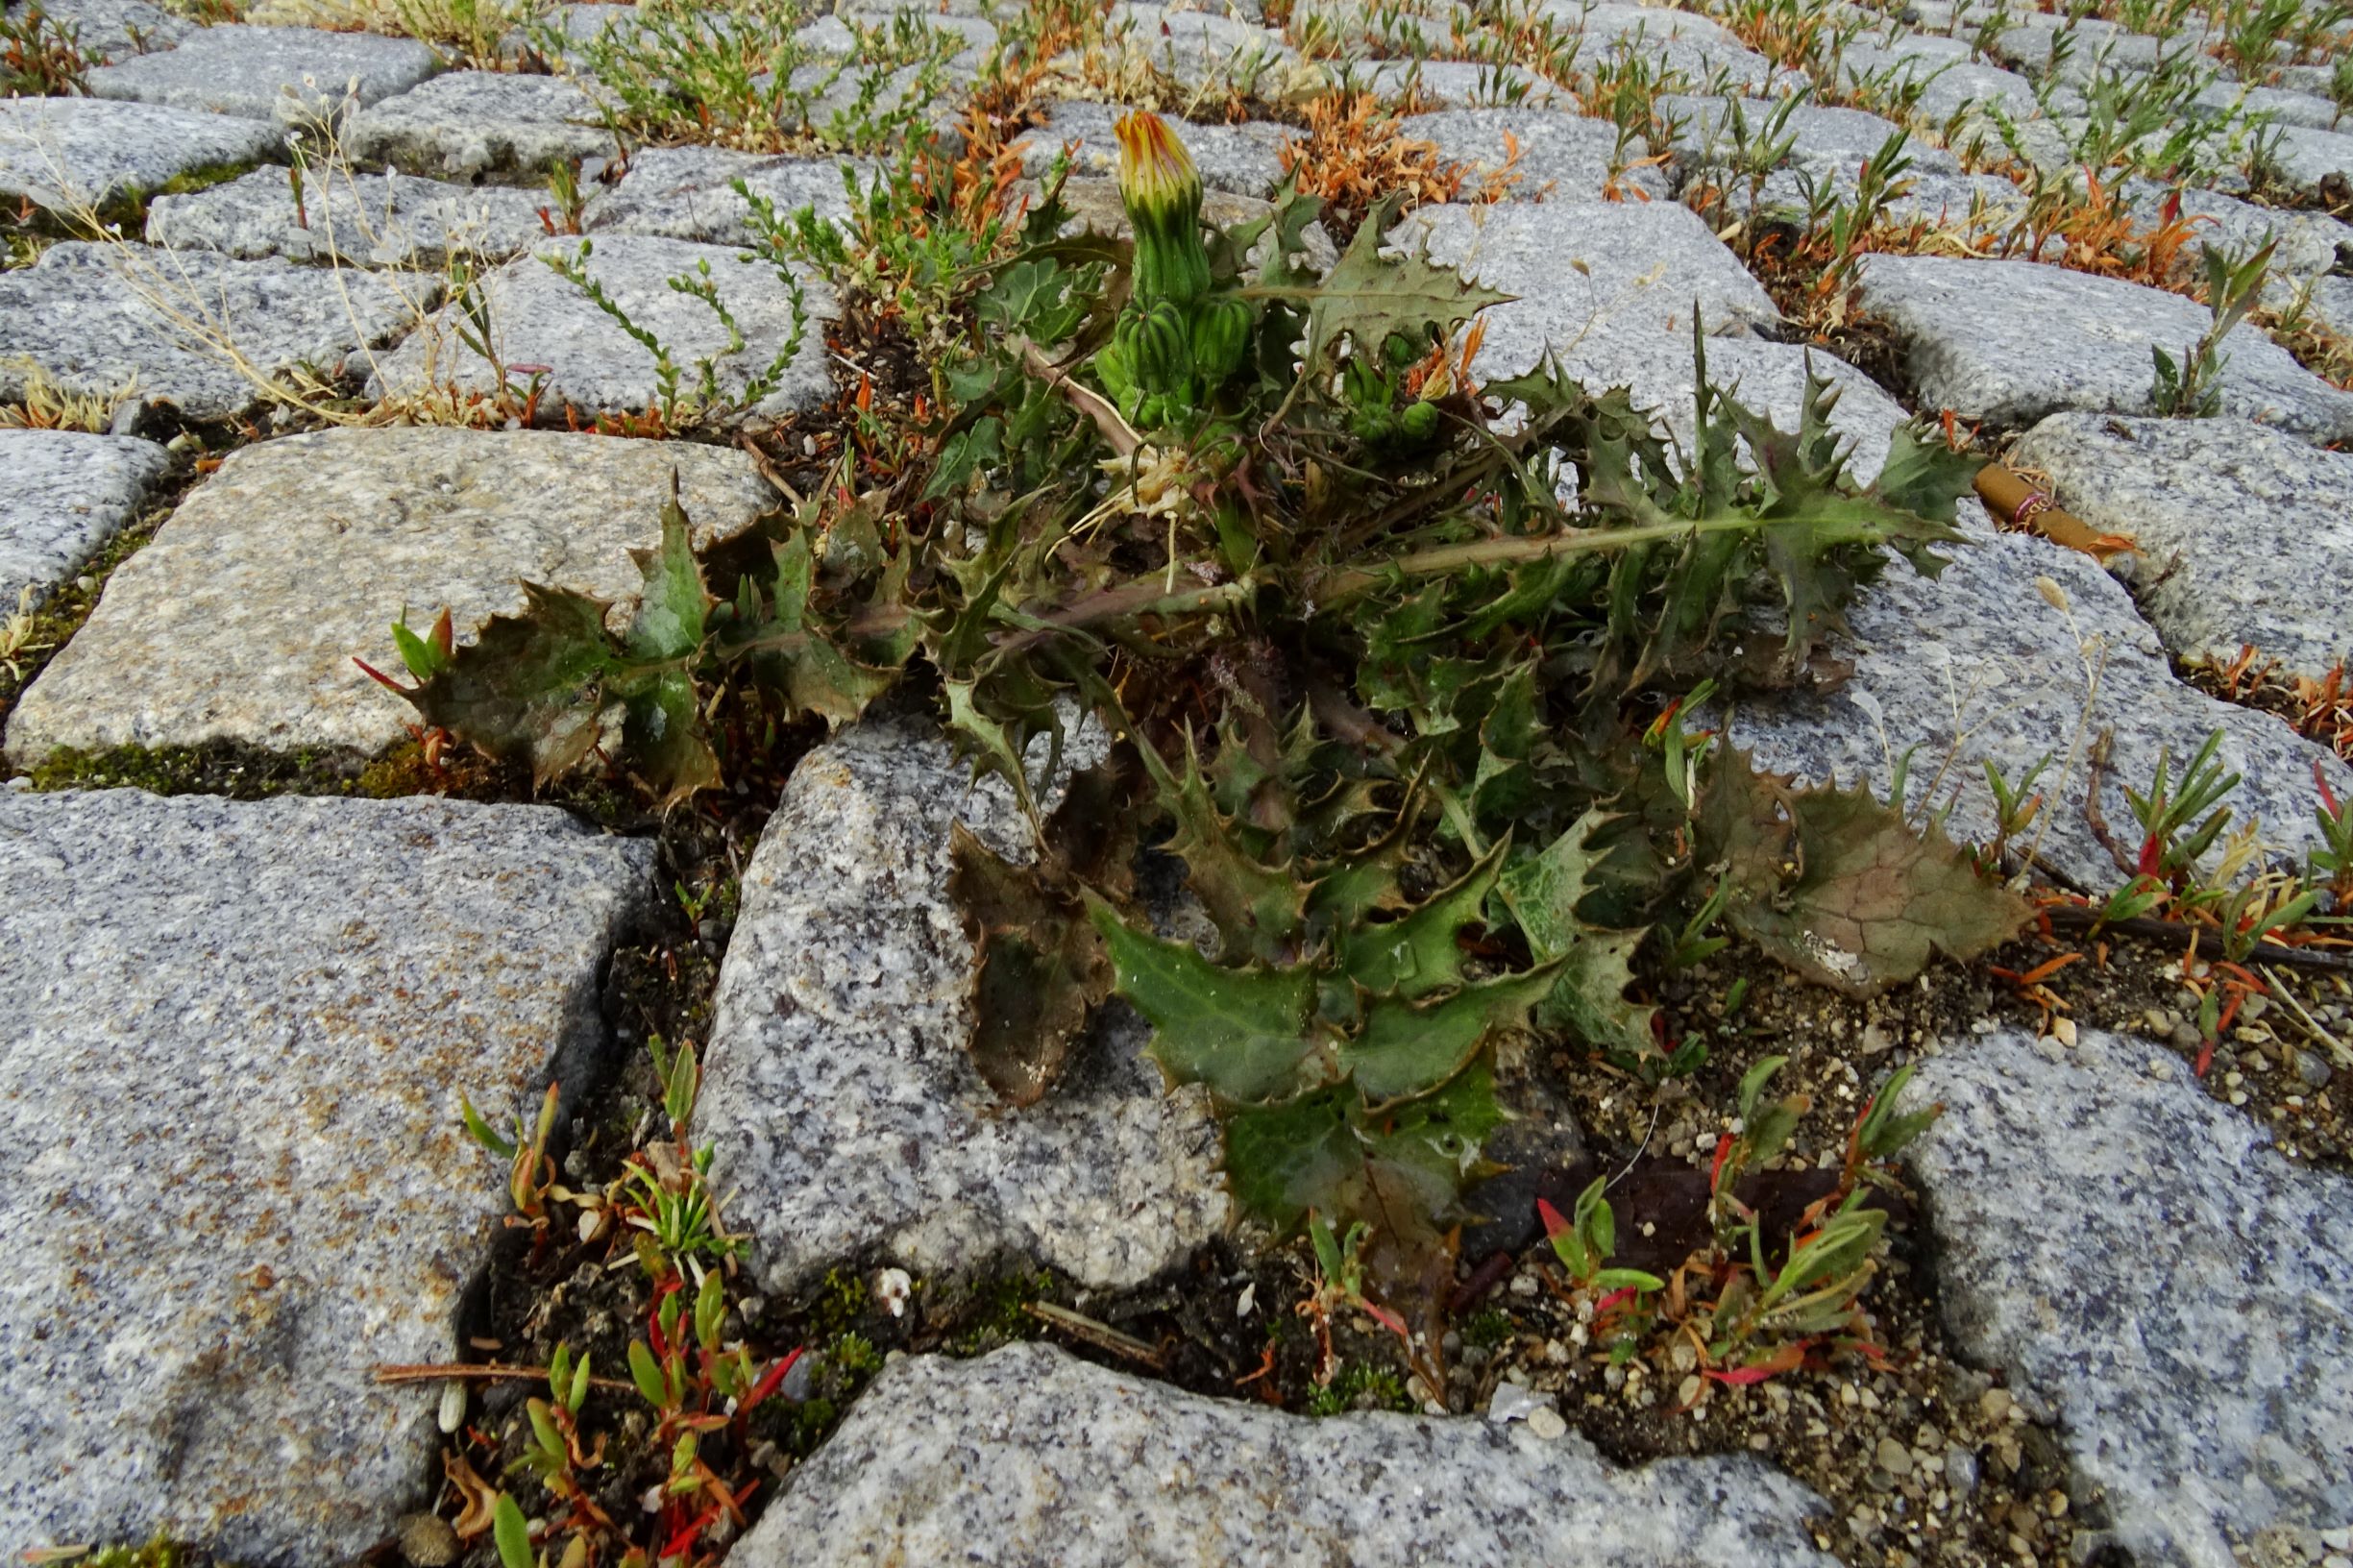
[735,1341,1845,1567]
[85,23,442,126]
[0,786,650,1566]
[0,240,421,424]
[699,716,1231,1294]
[5,428,776,762]
[1856,254,2353,441]
[0,96,284,215]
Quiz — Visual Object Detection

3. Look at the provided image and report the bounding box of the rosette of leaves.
[370,114,2029,1296]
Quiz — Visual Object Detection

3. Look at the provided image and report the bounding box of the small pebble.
[1526,1405,1567,1441]
[396,1513,458,1568]
[1876,1434,1914,1477]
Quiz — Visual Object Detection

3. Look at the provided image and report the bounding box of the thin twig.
[1020,339,1139,457]
[374,1361,639,1393]
[1023,1302,1168,1369]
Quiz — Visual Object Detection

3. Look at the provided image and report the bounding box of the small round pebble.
[397,1512,459,1568]
[1526,1405,1568,1440]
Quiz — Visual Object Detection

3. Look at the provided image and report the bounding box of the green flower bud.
[1115,110,1211,307]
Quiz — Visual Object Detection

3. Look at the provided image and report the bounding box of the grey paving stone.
[86,23,441,126]
[2258,120,2353,199]
[699,716,1230,1295]
[0,429,168,611]
[1348,57,1564,108]
[1104,2,1309,97]
[0,786,650,1566]
[1285,0,1473,57]
[12,0,192,60]
[343,69,613,178]
[1658,93,1962,178]
[0,96,283,215]
[2120,178,2353,290]
[582,146,866,243]
[740,1342,1844,1567]
[1837,40,2039,122]
[797,5,998,61]
[1549,0,1787,93]
[1728,521,2353,891]
[366,233,835,426]
[1399,107,1670,201]
[4,428,775,761]
[1391,200,1781,382]
[1016,100,1291,197]
[1855,254,2353,440]
[777,55,971,141]
[0,240,423,424]
[147,165,551,265]
[1907,1027,2353,1568]
[2009,411,2353,680]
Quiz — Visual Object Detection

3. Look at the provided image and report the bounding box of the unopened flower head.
[1115,110,1203,234]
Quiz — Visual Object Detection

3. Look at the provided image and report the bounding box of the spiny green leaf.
[950,818,1121,1107]
[622,670,721,810]
[1497,809,1659,1059]
[1284,192,1514,376]
[625,488,711,662]
[760,532,901,726]
[1339,835,1508,1000]
[1136,730,1308,964]
[1088,892,1321,1102]
[1347,960,1561,1104]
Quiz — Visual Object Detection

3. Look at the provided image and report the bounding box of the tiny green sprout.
[2127,727,2242,884]
[389,606,453,682]
[491,1492,534,1568]
[548,1341,591,1415]
[627,1337,671,1412]
[1839,1063,1941,1198]
[1536,1177,1665,1294]
[2096,873,2169,926]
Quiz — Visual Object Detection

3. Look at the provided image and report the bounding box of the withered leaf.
[1705,754,2031,994]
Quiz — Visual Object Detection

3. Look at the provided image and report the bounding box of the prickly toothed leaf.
[1347,960,1561,1104]
[1497,810,1659,1059]
[403,582,621,787]
[950,824,1114,1106]
[1223,1060,1506,1290]
[622,670,721,810]
[760,532,901,727]
[625,490,710,662]
[1294,193,1514,376]
[1136,731,1308,964]
[1723,390,1967,676]
[1339,836,1507,1000]
[1713,766,2032,994]
[1303,806,1415,941]
[1088,893,1322,1102]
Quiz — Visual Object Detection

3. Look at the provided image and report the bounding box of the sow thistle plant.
[381,112,2027,1326]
